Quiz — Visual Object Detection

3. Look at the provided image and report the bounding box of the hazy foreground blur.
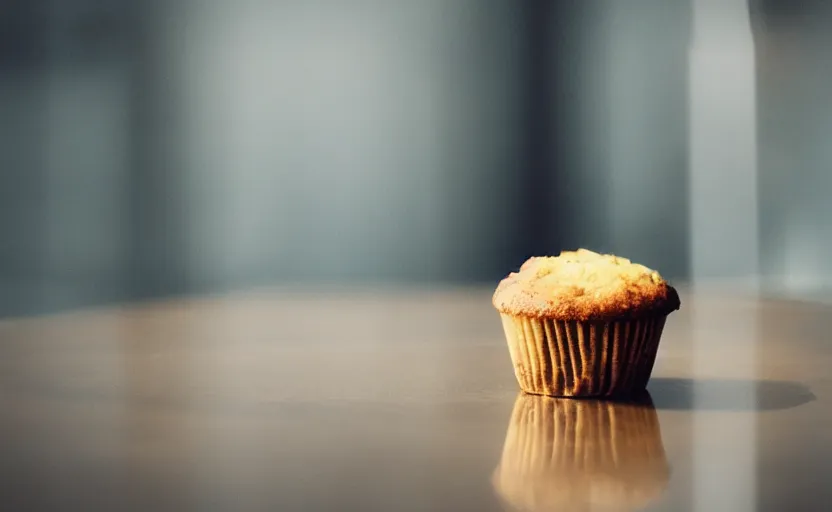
[1,0,831,316]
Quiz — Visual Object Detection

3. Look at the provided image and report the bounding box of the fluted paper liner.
[500,314,667,397]
[492,392,670,512]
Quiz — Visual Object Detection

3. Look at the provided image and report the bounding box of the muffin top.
[492,249,680,320]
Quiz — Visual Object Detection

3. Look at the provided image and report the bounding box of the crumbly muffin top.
[492,249,680,320]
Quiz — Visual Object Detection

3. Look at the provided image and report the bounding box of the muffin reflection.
[493,392,670,511]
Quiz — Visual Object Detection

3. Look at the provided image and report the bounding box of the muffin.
[492,392,670,512]
[493,249,680,397]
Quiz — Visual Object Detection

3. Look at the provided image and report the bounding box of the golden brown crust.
[492,249,681,321]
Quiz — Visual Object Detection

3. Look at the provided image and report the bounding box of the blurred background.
[0,0,830,317]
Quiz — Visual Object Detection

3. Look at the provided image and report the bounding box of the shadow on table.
[648,377,815,411]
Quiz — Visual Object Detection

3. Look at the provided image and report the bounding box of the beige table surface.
[0,287,827,511]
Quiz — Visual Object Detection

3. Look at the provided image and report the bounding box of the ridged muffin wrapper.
[500,314,667,397]
[492,393,669,511]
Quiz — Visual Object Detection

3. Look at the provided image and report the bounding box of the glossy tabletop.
[0,287,826,511]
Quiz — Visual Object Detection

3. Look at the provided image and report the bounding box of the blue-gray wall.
[2,0,831,316]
